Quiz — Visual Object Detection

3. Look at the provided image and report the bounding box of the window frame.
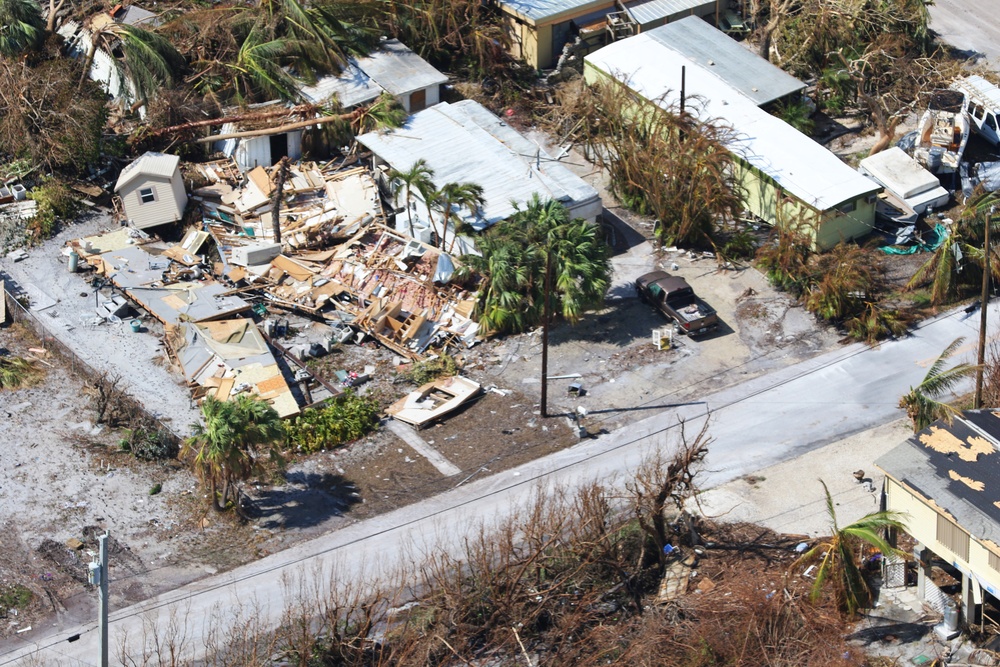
[138,187,156,204]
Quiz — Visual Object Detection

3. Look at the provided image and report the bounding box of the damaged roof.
[876,410,1000,543]
[168,319,299,418]
[357,100,601,229]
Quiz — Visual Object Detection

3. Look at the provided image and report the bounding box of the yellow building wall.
[586,62,876,252]
[503,16,551,70]
[733,160,874,252]
[886,477,1000,599]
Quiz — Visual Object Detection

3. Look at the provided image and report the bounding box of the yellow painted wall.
[886,477,1000,599]
[733,157,874,252]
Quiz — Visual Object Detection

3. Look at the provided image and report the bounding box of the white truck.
[952,75,1000,147]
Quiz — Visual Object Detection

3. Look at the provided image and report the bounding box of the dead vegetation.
[102,423,865,666]
[88,372,179,460]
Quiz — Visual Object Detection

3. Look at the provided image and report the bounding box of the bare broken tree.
[270,156,291,245]
[627,418,711,569]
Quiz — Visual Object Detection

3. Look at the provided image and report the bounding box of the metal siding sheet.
[501,0,611,23]
[356,40,448,96]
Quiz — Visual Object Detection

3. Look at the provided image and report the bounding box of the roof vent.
[707,59,715,66]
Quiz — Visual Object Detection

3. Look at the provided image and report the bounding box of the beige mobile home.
[114,152,188,230]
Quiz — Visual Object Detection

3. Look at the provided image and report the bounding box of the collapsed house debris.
[166,319,300,418]
[387,375,481,428]
[198,161,481,361]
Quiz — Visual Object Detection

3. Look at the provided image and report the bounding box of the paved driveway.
[929,0,1000,71]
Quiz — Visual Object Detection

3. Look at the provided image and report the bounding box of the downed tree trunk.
[141,103,323,140]
[189,110,360,144]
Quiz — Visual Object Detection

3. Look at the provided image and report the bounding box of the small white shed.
[115,152,188,229]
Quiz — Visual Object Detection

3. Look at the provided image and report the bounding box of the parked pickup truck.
[635,271,719,336]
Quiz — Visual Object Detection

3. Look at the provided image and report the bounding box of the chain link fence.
[2,280,183,446]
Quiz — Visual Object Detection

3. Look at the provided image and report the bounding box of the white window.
[139,187,156,204]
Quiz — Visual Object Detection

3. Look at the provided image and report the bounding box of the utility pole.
[540,248,552,417]
[88,532,110,667]
[976,208,994,408]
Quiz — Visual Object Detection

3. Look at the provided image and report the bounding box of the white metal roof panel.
[859,147,941,200]
[622,0,713,28]
[585,35,878,211]
[645,16,805,106]
[357,101,601,229]
[299,62,383,108]
[115,152,180,192]
[356,39,448,96]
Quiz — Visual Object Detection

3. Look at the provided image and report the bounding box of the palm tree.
[899,337,979,432]
[435,181,485,253]
[79,20,185,106]
[182,395,286,512]
[387,159,435,238]
[0,0,44,56]
[791,480,907,616]
[462,195,611,333]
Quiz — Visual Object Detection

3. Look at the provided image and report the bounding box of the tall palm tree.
[0,0,44,56]
[182,395,286,512]
[79,20,185,106]
[791,481,907,616]
[899,337,979,432]
[462,195,611,334]
[435,181,485,253]
[387,159,435,238]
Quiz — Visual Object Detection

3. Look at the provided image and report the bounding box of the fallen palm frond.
[0,356,41,389]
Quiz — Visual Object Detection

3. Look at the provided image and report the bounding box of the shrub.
[285,391,380,454]
[0,357,41,389]
[0,584,32,613]
[119,427,179,460]
[403,355,458,386]
[28,180,79,241]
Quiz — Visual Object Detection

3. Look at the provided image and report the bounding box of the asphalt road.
[1,299,993,666]
[929,0,1000,71]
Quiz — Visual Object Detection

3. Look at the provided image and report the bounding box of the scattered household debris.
[904,90,970,175]
[387,376,481,428]
[166,319,300,417]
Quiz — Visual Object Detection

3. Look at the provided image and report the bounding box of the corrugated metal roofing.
[876,411,1000,548]
[115,5,160,27]
[358,39,448,96]
[300,62,383,108]
[623,0,714,28]
[300,40,446,107]
[357,101,601,230]
[645,16,805,105]
[585,34,878,211]
[500,0,611,24]
[115,152,180,192]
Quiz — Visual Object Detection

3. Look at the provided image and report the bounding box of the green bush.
[28,180,79,241]
[285,391,380,454]
[403,355,458,386]
[0,584,32,612]
[119,428,179,461]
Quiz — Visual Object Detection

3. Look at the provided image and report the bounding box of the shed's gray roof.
[357,100,601,229]
[876,410,1000,546]
[499,0,612,24]
[115,152,180,192]
[645,16,805,106]
[622,0,714,28]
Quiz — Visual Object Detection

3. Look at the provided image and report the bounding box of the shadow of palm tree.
[246,471,362,529]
